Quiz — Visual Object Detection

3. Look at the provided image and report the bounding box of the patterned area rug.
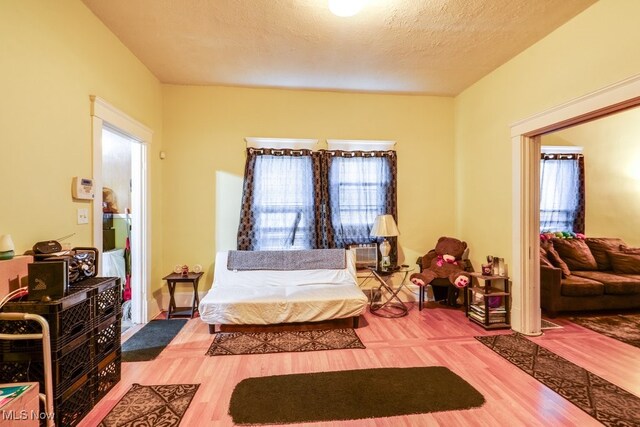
[570,313,640,349]
[476,333,640,427]
[206,328,365,356]
[98,383,199,427]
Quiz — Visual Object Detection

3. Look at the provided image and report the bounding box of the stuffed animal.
[410,236,470,289]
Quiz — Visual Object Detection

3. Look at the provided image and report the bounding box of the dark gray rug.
[122,319,188,362]
[229,367,485,425]
[476,333,640,427]
[570,313,640,349]
[98,383,199,427]
[206,328,365,356]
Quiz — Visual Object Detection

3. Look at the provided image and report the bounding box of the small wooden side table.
[163,272,204,319]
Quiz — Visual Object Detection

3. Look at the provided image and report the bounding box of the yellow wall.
[455,0,640,271]
[162,85,455,286]
[0,1,164,306]
[542,108,640,246]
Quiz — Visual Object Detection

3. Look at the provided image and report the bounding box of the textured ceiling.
[82,0,597,95]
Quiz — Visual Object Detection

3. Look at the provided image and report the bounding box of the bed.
[199,249,368,333]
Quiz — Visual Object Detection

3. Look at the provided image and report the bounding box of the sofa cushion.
[571,271,640,295]
[543,241,571,277]
[608,251,640,274]
[585,237,625,270]
[620,245,640,255]
[539,246,554,268]
[560,275,604,297]
[552,238,597,271]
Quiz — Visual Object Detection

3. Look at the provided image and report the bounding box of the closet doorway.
[91,96,151,329]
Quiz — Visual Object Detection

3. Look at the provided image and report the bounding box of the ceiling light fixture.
[328,0,367,17]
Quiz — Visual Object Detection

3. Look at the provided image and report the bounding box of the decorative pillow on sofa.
[620,245,640,255]
[539,247,554,268]
[543,241,571,277]
[552,238,597,271]
[585,238,626,270]
[608,251,640,274]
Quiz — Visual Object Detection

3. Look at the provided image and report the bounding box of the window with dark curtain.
[539,153,585,233]
[237,148,398,253]
[237,148,322,251]
[327,154,392,247]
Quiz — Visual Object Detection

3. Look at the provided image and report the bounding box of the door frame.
[510,74,640,335]
[90,96,153,324]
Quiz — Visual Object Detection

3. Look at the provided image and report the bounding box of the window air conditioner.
[349,244,378,270]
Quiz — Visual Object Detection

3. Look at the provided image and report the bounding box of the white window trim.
[541,145,583,154]
[327,139,395,151]
[245,137,318,150]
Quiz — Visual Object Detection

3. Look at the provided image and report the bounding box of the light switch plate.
[77,208,89,224]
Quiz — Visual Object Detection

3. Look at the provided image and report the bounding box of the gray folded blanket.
[227,249,346,271]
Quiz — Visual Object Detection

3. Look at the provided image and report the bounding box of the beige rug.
[206,328,365,356]
[98,383,199,427]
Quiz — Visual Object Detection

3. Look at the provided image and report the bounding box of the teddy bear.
[410,236,471,305]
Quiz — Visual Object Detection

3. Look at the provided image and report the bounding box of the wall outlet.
[77,208,89,224]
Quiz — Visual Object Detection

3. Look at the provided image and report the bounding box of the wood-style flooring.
[80,304,640,426]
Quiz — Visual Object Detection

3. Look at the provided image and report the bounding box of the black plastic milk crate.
[0,285,94,350]
[93,314,121,363]
[0,330,93,396]
[50,371,94,427]
[94,348,121,403]
[72,277,121,325]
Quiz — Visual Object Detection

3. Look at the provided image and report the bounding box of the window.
[237,141,397,253]
[328,155,392,247]
[252,154,315,250]
[539,148,585,233]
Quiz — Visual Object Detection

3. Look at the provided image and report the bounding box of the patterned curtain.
[237,148,322,250]
[539,153,585,233]
[324,150,398,262]
[237,148,398,258]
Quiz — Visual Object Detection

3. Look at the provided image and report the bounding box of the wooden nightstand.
[163,272,204,319]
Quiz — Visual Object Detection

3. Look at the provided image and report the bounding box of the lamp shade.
[0,234,15,252]
[370,215,399,238]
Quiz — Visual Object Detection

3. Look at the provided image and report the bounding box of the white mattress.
[199,251,368,325]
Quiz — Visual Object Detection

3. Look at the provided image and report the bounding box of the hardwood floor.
[81,305,640,426]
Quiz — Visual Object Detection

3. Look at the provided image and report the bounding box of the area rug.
[229,367,484,425]
[541,319,563,330]
[206,328,365,356]
[122,319,188,362]
[476,333,640,427]
[98,383,199,427]
[569,313,640,349]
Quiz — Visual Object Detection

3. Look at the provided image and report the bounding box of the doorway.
[510,75,640,336]
[91,96,152,326]
[101,127,142,332]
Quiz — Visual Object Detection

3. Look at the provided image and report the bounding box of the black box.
[28,261,68,301]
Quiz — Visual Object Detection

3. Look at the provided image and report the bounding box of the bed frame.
[208,315,361,334]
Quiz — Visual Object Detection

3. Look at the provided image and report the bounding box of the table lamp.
[370,214,399,271]
[0,234,15,260]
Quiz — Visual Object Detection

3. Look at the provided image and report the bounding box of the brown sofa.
[540,237,640,316]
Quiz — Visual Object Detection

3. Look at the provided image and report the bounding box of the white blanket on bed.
[199,250,368,325]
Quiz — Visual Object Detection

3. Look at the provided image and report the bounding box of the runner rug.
[229,367,484,424]
[98,383,199,427]
[206,328,365,356]
[570,313,640,349]
[476,333,640,427]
